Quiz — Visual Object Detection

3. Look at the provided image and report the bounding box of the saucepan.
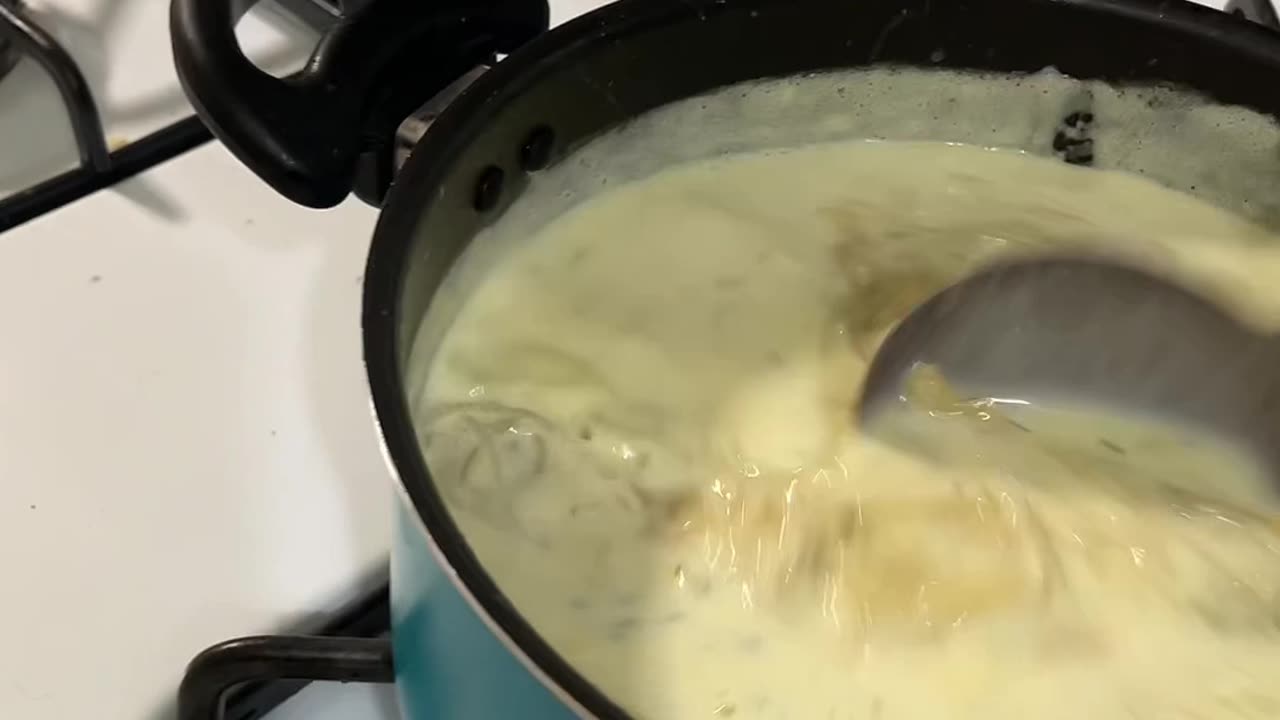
[169,0,1280,717]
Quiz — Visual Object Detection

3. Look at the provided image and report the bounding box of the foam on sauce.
[409,68,1280,718]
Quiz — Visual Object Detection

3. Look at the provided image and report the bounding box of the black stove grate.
[0,0,357,233]
[0,0,211,232]
[202,575,392,720]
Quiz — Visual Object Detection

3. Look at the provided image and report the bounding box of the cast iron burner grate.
[0,0,211,231]
[0,0,356,232]
[185,576,392,720]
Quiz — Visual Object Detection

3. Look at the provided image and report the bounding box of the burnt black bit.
[1063,142,1094,166]
[578,425,593,441]
[1053,98,1096,167]
[1063,111,1095,129]
[1099,438,1127,455]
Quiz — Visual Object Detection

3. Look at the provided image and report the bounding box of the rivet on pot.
[520,125,556,172]
[473,166,505,212]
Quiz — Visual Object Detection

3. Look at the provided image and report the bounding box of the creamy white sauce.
[409,68,1280,719]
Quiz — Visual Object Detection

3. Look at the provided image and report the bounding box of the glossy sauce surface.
[409,70,1280,719]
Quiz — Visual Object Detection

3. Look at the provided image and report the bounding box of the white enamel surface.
[0,138,389,719]
[0,2,386,717]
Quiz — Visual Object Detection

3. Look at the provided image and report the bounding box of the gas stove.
[0,1,1274,719]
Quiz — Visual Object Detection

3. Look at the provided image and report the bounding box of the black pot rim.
[362,0,658,715]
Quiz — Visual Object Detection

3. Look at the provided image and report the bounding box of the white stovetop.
[0,1,609,719]
[0,0,1243,719]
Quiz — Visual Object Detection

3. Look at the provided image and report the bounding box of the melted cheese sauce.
[409,70,1280,719]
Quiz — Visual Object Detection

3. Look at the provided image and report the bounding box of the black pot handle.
[170,0,550,208]
[177,635,395,720]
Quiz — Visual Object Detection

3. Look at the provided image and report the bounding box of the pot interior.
[390,0,1280,368]
[373,0,1280,717]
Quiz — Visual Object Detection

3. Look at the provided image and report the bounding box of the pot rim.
[362,0,653,715]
